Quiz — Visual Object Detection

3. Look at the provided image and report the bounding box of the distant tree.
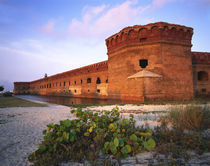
[44,73,48,78]
[0,86,4,92]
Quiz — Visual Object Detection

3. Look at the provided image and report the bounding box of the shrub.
[161,105,210,131]
[0,86,4,92]
[28,106,156,165]
[154,105,210,161]
[3,91,13,97]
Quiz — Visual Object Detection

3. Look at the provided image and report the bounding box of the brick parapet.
[106,22,193,54]
[192,52,210,64]
[30,60,108,84]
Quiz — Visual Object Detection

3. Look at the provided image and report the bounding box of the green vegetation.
[0,97,47,108]
[161,105,210,131]
[154,105,210,165]
[134,98,210,105]
[3,91,13,97]
[28,106,156,165]
[0,86,4,92]
[27,105,210,165]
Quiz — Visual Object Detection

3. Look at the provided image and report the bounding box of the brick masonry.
[14,22,210,101]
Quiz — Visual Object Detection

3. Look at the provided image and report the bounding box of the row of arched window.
[39,77,108,89]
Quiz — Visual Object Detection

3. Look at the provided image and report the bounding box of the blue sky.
[0,0,210,91]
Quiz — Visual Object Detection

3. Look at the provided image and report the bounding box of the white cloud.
[67,0,148,38]
[38,0,176,40]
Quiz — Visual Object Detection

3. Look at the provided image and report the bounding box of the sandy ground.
[0,101,209,166]
[0,104,73,166]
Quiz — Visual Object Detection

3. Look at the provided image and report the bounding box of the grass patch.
[153,105,210,164]
[161,105,210,131]
[133,98,210,105]
[0,96,48,108]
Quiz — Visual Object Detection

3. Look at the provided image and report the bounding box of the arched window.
[96,77,101,84]
[198,71,208,81]
[87,78,91,83]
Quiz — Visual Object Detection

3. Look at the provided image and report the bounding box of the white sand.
[0,104,74,166]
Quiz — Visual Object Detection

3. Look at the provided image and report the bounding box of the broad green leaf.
[63,120,71,127]
[119,138,124,147]
[111,146,117,154]
[147,138,156,149]
[114,138,119,147]
[104,142,109,149]
[125,144,131,153]
[130,134,137,142]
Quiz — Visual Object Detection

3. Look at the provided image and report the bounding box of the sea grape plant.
[28,106,156,165]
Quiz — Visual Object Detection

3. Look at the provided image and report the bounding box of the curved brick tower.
[106,22,194,101]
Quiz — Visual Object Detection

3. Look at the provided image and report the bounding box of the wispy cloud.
[39,19,56,34]
[151,0,176,8]
[38,0,177,39]
[67,0,147,38]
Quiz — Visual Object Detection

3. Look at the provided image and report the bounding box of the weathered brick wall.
[14,82,30,94]
[14,22,210,101]
[22,61,108,98]
[192,52,210,97]
[106,22,194,101]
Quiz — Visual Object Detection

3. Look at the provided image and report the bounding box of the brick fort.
[14,22,210,101]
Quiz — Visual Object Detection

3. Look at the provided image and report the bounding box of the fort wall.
[192,52,210,97]
[14,22,210,101]
[106,22,194,101]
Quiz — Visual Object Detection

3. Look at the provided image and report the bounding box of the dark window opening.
[88,89,90,92]
[44,85,46,88]
[74,90,77,93]
[106,79,108,83]
[140,38,147,42]
[87,78,91,83]
[81,79,83,84]
[56,82,57,87]
[139,59,148,68]
[97,89,100,93]
[96,77,101,84]
[49,84,51,88]
[60,82,61,87]
[74,81,76,85]
[69,81,70,86]
[198,71,208,81]
[47,84,48,88]
[201,88,206,93]
[64,82,66,86]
